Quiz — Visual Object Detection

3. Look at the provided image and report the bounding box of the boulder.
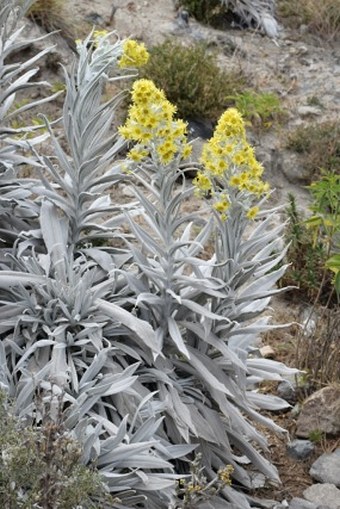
[310,448,340,487]
[289,498,320,509]
[303,484,340,509]
[296,386,340,438]
[287,439,315,460]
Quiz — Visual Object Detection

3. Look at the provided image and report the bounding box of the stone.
[260,345,276,358]
[277,380,297,404]
[288,498,318,509]
[296,386,340,438]
[303,484,340,509]
[280,151,311,184]
[297,106,322,117]
[310,448,340,487]
[287,439,315,460]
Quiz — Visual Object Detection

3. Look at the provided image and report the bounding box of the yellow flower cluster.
[119,79,192,165]
[194,108,269,220]
[218,465,234,485]
[118,40,149,69]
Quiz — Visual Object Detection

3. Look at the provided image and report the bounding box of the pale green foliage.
[0,2,295,508]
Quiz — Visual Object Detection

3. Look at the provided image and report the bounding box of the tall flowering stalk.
[118,81,295,509]
[194,107,269,221]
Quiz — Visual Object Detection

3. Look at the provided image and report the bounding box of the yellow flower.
[120,79,190,167]
[119,39,149,68]
[181,143,192,160]
[193,172,212,192]
[128,147,149,162]
[213,198,230,214]
[215,108,246,138]
[218,465,233,485]
[229,175,241,187]
[93,29,109,41]
[246,206,260,220]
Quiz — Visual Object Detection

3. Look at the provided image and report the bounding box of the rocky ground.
[16,1,340,507]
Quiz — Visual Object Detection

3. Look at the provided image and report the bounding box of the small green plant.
[308,428,325,443]
[231,90,284,130]
[306,171,340,299]
[0,392,109,508]
[141,40,247,121]
[286,173,340,387]
[281,193,331,304]
[286,120,340,182]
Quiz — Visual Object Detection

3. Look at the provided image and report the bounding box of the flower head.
[119,40,149,68]
[194,107,270,219]
[119,79,191,165]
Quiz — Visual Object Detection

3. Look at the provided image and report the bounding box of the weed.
[308,429,325,443]
[231,90,284,130]
[281,193,335,305]
[286,174,340,387]
[306,95,323,108]
[286,120,340,182]
[141,40,247,121]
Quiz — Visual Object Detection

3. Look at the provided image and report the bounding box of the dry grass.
[286,120,340,182]
[295,308,340,389]
[27,0,77,49]
[278,0,340,41]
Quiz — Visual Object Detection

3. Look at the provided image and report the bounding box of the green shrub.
[141,40,247,121]
[0,392,108,508]
[286,120,340,182]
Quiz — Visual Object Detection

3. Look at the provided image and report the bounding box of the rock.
[187,119,213,140]
[176,9,189,27]
[260,345,276,358]
[120,184,135,198]
[287,439,315,460]
[296,386,340,438]
[297,106,322,117]
[303,484,340,509]
[288,498,318,509]
[277,380,297,404]
[310,448,340,487]
[249,471,266,488]
[280,151,311,184]
[85,12,105,25]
